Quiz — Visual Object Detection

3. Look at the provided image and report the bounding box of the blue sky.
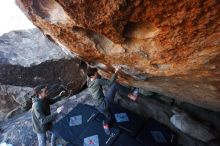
[0,0,35,35]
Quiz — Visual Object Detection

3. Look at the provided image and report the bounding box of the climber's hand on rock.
[114,65,121,73]
[128,93,138,101]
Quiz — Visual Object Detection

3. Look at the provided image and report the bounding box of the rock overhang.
[15,0,220,111]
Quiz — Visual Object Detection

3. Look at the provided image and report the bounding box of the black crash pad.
[52,104,99,143]
[66,143,75,146]
[110,104,144,136]
[112,133,143,146]
[73,120,120,146]
[95,112,106,122]
[136,118,177,146]
[95,104,144,136]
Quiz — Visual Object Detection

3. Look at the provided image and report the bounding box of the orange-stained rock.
[16,0,220,111]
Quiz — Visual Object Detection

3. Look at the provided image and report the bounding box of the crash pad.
[73,120,120,146]
[136,118,177,146]
[52,104,99,143]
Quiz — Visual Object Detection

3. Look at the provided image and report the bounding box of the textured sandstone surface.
[16,0,220,111]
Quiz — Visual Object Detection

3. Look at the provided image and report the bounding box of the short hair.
[34,84,47,96]
[87,67,98,78]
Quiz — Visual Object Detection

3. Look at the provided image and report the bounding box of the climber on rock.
[87,66,139,135]
[31,84,67,146]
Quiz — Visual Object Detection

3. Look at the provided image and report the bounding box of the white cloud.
[0,0,35,36]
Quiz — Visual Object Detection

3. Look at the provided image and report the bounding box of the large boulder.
[0,28,87,88]
[0,58,87,87]
[0,85,33,121]
[170,109,217,142]
[0,28,71,67]
[15,0,220,111]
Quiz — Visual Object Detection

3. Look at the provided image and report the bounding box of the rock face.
[16,0,220,111]
[0,58,87,87]
[0,28,72,67]
[0,85,33,121]
[0,28,87,88]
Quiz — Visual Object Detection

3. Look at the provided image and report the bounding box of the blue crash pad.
[112,133,143,146]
